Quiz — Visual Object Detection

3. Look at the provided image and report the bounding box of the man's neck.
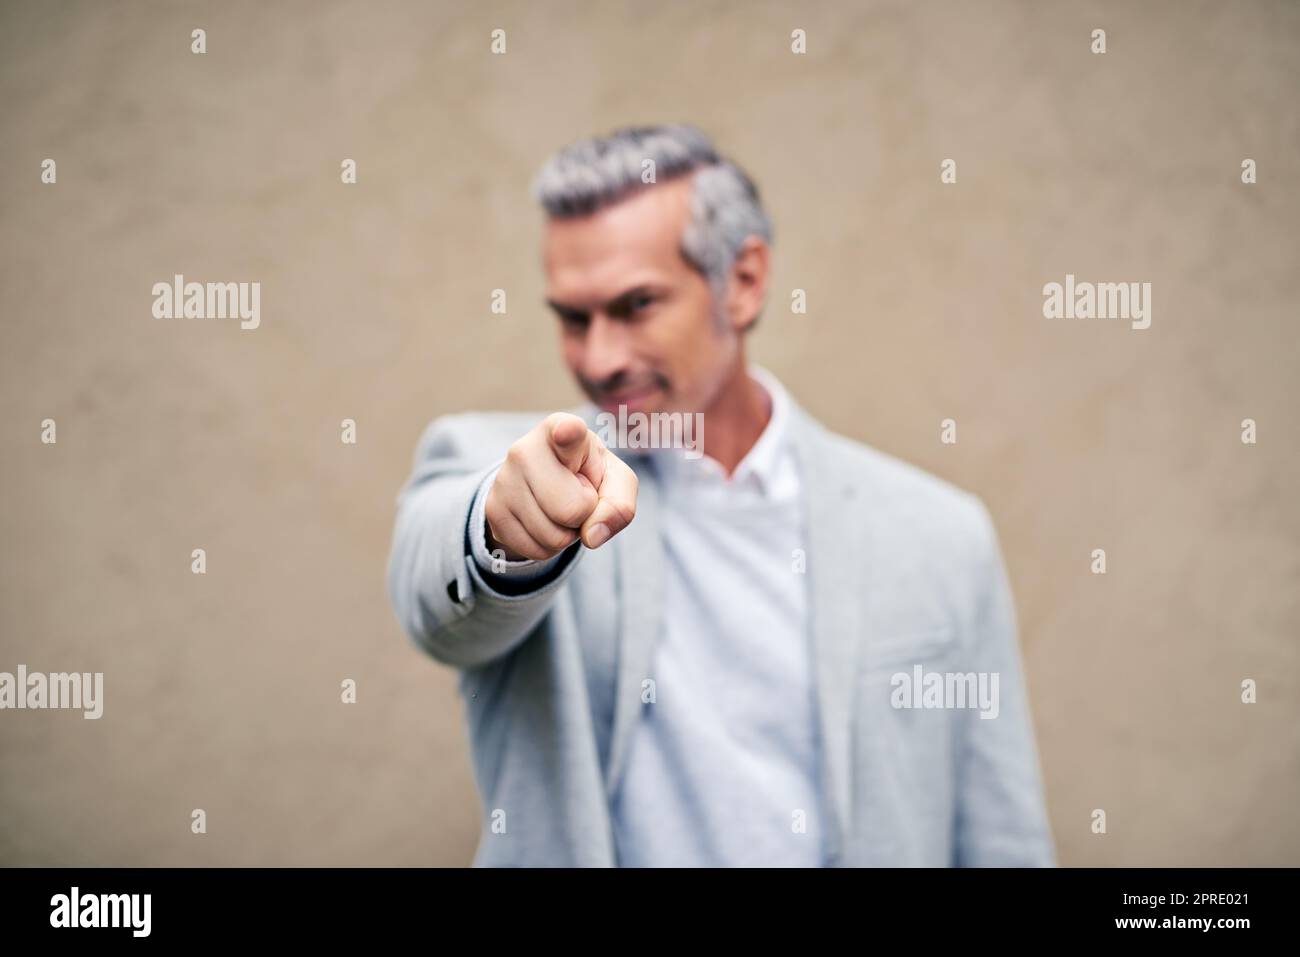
[700,358,771,476]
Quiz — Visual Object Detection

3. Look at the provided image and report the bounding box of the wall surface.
[1,0,1296,866]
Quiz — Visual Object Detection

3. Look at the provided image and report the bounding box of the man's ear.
[726,236,771,333]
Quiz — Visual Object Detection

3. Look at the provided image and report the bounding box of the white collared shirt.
[609,366,823,866]
[471,367,825,866]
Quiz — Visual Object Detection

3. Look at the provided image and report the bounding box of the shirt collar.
[650,365,791,496]
[730,365,790,493]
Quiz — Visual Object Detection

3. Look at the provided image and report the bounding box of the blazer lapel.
[603,452,664,798]
[576,404,666,800]
[789,405,866,865]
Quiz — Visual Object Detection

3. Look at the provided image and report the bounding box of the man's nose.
[578,313,632,384]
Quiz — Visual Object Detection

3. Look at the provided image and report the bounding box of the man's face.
[542,176,740,417]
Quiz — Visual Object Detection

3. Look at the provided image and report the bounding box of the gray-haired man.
[387,125,1055,867]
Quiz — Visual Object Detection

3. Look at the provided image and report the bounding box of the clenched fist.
[485,412,639,561]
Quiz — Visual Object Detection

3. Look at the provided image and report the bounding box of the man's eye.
[630,295,654,312]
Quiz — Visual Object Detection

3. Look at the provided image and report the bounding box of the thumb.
[580,451,638,548]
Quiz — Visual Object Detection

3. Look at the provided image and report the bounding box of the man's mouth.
[596,384,662,414]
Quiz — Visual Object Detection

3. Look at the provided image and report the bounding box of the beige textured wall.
[1,0,1296,866]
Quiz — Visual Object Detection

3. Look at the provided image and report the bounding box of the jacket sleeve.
[385,414,583,670]
[953,498,1056,866]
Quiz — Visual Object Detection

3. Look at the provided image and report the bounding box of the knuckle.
[540,526,574,553]
[484,486,506,521]
[621,496,637,522]
[506,531,544,561]
[490,472,523,512]
[504,442,527,470]
[552,492,593,528]
[547,504,577,528]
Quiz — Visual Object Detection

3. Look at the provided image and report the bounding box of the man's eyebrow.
[545,299,587,318]
[606,285,662,313]
[546,285,664,318]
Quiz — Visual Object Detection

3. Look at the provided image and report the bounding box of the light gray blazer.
[386,399,1056,867]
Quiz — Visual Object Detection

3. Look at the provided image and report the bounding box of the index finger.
[545,413,592,473]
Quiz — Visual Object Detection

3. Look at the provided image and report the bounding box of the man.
[387,125,1055,867]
